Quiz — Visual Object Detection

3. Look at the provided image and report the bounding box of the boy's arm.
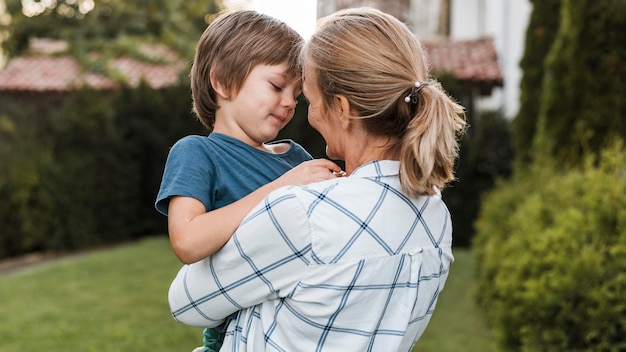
[168,180,286,263]
[168,158,342,264]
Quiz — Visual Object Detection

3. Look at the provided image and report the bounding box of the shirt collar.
[350,160,400,178]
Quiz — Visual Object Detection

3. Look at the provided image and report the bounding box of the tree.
[512,0,562,169]
[534,0,626,164]
[2,0,223,60]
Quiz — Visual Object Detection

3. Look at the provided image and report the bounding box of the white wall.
[450,0,531,118]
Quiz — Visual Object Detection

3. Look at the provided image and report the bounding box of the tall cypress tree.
[534,0,626,164]
[513,0,562,168]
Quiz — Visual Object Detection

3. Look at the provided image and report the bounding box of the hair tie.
[404,81,428,104]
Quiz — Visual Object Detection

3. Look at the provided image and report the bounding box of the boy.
[155,10,341,352]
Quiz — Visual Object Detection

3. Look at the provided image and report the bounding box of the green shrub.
[0,98,56,256]
[45,88,140,249]
[473,143,626,351]
[0,79,203,259]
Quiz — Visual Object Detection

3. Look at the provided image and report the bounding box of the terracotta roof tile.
[0,45,187,92]
[0,57,116,91]
[29,38,69,55]
[109,57,186,89]
[422,36,503,93]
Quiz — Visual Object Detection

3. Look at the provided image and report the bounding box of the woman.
[168,7,466,351]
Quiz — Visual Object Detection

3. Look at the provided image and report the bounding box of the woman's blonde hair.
[191,10,304,130]
[302,7,466,196]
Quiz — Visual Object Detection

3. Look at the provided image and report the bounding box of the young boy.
[155,10,341,352]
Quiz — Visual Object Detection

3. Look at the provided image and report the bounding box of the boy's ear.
[210,71,230,99]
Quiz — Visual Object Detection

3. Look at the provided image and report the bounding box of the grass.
[414,249,496,351]
[0,237,494,351]
[0,237,201,351]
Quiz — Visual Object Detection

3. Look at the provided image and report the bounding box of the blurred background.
[0,0,624,351]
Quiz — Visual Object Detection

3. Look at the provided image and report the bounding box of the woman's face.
[303,65,343,160]
[302,65,324,133]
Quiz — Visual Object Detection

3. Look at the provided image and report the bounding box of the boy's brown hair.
[191,10,304,130]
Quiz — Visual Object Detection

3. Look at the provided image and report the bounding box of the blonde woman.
[168,7,466,351]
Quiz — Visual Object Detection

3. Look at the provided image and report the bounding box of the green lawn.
[0,237,201,351]
[0,237,494,351]
[414,249,496,351]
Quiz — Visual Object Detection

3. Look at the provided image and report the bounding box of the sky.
[224,0,318,39]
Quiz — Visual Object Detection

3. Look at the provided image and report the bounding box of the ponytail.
[399,80,466,196]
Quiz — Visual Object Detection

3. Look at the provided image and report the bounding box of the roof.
[0,37,502,94]
[0,39,187,92]
[421,36,503,94]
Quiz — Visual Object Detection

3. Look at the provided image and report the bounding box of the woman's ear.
[335,95,352,129]
[210,71,230,99]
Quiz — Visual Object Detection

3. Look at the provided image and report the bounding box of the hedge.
[0,81,205,259]
[473,143,626,351]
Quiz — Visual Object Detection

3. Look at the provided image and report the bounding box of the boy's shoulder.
[173,134,207,147]
[174,133,247,150]
[168,135,215,160]
[171,134,222,152]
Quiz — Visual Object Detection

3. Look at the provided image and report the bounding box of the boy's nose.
[282,94,297,108]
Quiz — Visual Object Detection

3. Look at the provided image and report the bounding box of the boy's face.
[213,63,301,148]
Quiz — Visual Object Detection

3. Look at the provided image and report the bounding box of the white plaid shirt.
[169,160,454,352]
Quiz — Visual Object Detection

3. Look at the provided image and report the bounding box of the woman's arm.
[168,158,341,263]
[168,186,312,327]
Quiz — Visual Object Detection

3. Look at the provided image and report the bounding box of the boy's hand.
[275,159,344,187]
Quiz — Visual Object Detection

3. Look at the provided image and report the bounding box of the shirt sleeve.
[155,136,216,215]
[168,186,311,327]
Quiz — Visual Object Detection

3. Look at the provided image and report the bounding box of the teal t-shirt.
[156,132,312,352]
[155,132,312,215]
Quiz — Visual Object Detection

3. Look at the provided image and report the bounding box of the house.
[448,0,531,118]
[317,0,531,118]
[0,38,188,99]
